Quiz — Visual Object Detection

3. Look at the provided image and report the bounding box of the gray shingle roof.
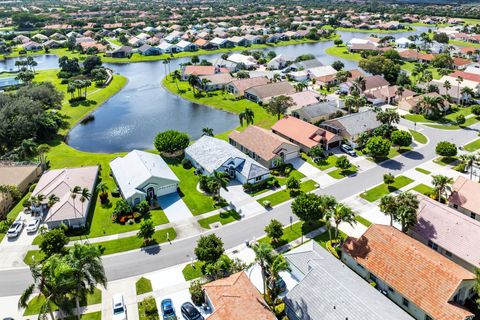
[322,109,381,137]
[293,100,341,120]
[284,242,413,320]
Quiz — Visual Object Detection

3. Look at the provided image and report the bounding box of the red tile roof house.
[409,195,480,272]
[229,125,300,168]
[341,224,476,320]
[181,65,229,81]
[449,176,480,222]
[202,272,276,320]
[271,116,342,151]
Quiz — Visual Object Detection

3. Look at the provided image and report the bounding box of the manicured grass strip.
[328,165,358,179]
[313,230,347,249]
[360,176,414,202]
[355,215,372,227]
[403,114,435,123]
[464,138,480,152]
[257,180,317,207]
[409,129,428,144]
[136,277,153,295]
[275,169,306,186]
[415,167,431,175]
[258,220,325,249]
[182,261,206,281]
[303,154,339,171]
[322,25,415,33]
[433,156,457,166]
[198,210,241,229]
[24,228,176,265]
[411,184,435,196]
[387,147,413,159]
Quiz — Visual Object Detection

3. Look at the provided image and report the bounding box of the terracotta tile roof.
[449,176,480,214]
[343,225,475,320]
[449,71,480,83]
[459,47,477,54]
[203,272,276,320]
[194,38,209,47]
[183,65,229,77]
[453,57,472,67]
[229,126,298,161]
[399,49,435,61]
[272,116,338,148]
[347,69,365,80]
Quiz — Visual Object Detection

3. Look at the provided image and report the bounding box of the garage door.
[156,183,179,196]
[284,151,299,161]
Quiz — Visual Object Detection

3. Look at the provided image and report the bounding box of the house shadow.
[413,217,437,239]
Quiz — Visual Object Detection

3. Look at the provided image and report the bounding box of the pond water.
[1,27,433,153]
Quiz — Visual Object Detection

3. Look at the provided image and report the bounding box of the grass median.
[198,210,241,229]
[257,180,318,207]
[360,175,414,202]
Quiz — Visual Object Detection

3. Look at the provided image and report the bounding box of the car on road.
[26,218,41,233]
[7,221,24,238]
[181,302,203,320]
[340,144,357,157]
[112,294,127,320]
[161,298,176,320]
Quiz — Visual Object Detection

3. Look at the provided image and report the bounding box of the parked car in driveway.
[181,302,203,320]
[340,144,357,157]
[161,298,176,320]
[7,220,24,238]
[112,294,127,320]
[26,218,41,233]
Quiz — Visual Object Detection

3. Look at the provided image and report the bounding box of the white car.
[112,294,127,320]
[26,218,41,233]
[7,221,24,238]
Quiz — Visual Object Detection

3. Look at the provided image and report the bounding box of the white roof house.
[396,37,413,48]
[347,38,377,47]
[227,53,257,67]
[110,150,179,205]
[158,41,179,53]
[307,65,337,78]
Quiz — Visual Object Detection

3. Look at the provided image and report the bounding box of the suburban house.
[307,65,337,84]
[267,54,291,70]
[398,92,450,113]
[286,91,320,110]
[198,73,234,91]
[271,116,342,151]
[185,136,270,185]
[176,40,198,51]
[109,150,179,206]
[364,85,415,105]
[284,242,413,320]
[321,110,381,147]
[290,58,323,71]
[209,37,234,48]
[181,65,228,81]
[22,41,43,51]
[106,46,132,58]
[339,75,390,94]
[31,166,99,229]
[409,195,480,272]
[138,44,161,56]
[448,176,480,222]
[202,272,276,320]
[244,81,296,104]
[342,225,476,320]
[229,125,300,168]
[158,41,180,54]
[292,100,343,123]
[0,163,42,214]
[225,77,270,97]
[226,53,257,69]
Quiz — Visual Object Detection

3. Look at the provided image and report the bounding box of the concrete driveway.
[157,193,193,223]
[220,181,264,217]
[288,158,321,177]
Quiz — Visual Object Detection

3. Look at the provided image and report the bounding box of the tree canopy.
[154,130,190,154]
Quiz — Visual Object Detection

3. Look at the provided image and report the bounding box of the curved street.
[1,119,478,297]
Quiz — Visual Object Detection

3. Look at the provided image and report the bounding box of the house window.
[388,286,395,293]
[369,273,377,283]
[255,176,262,182]
[427,240,438,251]
[445,250,452,257]
[402,298,409,307]
[471,212,476,219]
[356,262,365,270]
[453,204,458,209]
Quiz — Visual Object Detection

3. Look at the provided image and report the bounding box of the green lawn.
[415,167,431,175]
[322,25,415,33]
[411,183,435,196]
[6,192,31,221]
[355,215,372,227]
[403,114,435,123]
[106,37,123,46]
[138,297,159,320]
[258,220,325,249]
[303,154,338,171]
[409,129,428,144]
[464,139,480,152]
[360,175,414,202]
[25,227,176,265]
[404,106,479,130]
[163,76,277,130]
[387,146,413,159]
[65,312,102,320]
[182,260,206,281]
[313,230,347,248]
[433,156,457,166]
[325,45,361,61]
[449,39,480,49]
[328,165,358,179]
[198,210,241,229]
[257,180,318,207]
[275,169,306,186]
[136,277,153,295]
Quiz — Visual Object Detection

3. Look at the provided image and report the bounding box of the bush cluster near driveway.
[258,220,325,249]
[198,210,241,229]
[136,277,153,295]
[138,296,159,320]
[257,180,317,207]
[360,175,414,202]
[23,288,102,316]
[302,153,338,171]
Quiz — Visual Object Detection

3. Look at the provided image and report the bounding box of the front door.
[228,167,236,179]
[147,187,155,198]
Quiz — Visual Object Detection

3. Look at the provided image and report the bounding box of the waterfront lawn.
[411,184,435,196]
[325,45,361,61]
[198,210,241,229]
[322,25,415,33]
[415,167,431,175]
[464,139,480,152]
[409,129,428,144]
[162,76,277,129]
[136,277,153,295]
[257,180,317,207]
[360,175,414,202]
[258,220,325,249]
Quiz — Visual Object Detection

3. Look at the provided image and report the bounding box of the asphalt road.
[1,120,478,297]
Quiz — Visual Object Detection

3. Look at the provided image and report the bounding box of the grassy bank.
[322,25,415,33]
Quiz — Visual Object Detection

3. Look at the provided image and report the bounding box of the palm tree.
[394,192,419,232]
[47,194,59,208]
[200,78,211,92]
[418,95,444,116]
[460,154,478,179]
[213,171,229,199]
[266,254,290,305]
[431,174,453,202]
[352,76,366,94]
[331,203,355,240]
[79,188,91,215]
[456,76,463,103]
[460,87,474,105]
[443,80,451,100]
[37,144,50,170]
[273,73,281,83]
[239,108,255,126]
[379,194,396,226]
[95,182,109,204]
[67,83,76,100]
[253,242,274,295]
[202,127,214,136]
[66,244,107,320]
[187,74,199,95]
[172,70,181,90]
[70,186,82,218]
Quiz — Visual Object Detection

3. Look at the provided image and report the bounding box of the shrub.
[274,303,286,318]
[263,200,271,208]
[286,176,300,190]
[29,183,37,192]
[435,141,457,157]
[456,114,466,125]
[153,130,190,155]
[383,173,395,185]
[454,162,466,172]
[182,158,192,169]
[471,105,480,116]
[22,199,31,208]
[127,218,135,225]
[189,280,205,306]
[139,296,159,319]
[135,200,150,214]
[326,240,341,259]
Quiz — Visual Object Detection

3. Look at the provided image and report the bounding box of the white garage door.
[284,151,299,161]
[156,183,178,196]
